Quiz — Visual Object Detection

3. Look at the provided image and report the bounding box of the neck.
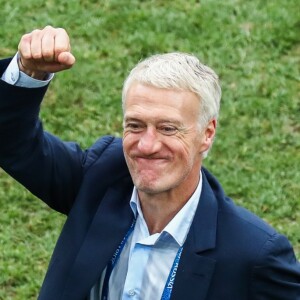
[138,196,183,234]
[138,173,200,235]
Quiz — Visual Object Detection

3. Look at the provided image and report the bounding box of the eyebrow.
[124,117,141,122]
[124,116,183,126]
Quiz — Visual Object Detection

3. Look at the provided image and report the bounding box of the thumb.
[57,52,76,67]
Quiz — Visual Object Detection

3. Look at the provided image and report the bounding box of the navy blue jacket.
[0,58,300,299]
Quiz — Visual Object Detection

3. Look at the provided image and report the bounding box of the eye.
[158,125,178,136]
[125,122,144,133]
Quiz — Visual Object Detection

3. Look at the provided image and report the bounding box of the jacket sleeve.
[0,59,85,215]
[251,233,300,299]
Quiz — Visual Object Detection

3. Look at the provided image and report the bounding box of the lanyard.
[101,219,136,300]
[101,220,183,300]
[160,246,183,300]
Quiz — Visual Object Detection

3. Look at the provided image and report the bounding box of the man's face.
[123,83,215,197]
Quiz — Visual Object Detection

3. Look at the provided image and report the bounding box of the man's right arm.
[0,26,83,215]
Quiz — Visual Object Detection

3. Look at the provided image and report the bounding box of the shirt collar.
[129,171,202,247]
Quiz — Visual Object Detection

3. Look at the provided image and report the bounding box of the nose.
[137,127,161,155]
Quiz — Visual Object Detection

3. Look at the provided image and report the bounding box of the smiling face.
[123,83,216,198]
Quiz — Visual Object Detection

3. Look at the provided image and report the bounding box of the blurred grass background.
[0,0,299,299]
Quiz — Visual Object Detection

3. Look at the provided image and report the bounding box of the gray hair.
[122,52,221,130]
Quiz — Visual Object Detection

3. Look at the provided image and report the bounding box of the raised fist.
[18,25,76,79]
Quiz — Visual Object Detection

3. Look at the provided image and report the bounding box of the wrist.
[18,58,48,80]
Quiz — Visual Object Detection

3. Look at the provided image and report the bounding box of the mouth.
[135,156,167,162]
[133,156,170,167]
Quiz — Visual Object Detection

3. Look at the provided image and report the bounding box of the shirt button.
[128,289,136,296]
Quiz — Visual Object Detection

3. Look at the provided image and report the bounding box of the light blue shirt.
[1,53,53,87]
[1,55,203,299]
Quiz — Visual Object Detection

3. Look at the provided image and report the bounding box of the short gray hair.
[122,52,221,129]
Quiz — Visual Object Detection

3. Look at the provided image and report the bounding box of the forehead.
[124,83,200,119]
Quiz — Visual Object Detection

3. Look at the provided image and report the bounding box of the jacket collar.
[171,168,219,300]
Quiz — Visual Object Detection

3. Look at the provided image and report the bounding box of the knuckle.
[55,45,67,53]
[57,28,69,41]
[21,52,32,60]
[57,27,67,34]
[32,52,42,59]
[55,43,69,54]
[19,33,31,45]
[42,50,53,59]
[44,25,54,30]
[42,50,51,57]
[21,33,31,40]
[31,29,41,35]
[43,25,57,36]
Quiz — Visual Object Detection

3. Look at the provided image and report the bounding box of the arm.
[251,233,300,299]
[0,26,83,215]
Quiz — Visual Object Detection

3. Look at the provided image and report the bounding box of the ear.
[199,119,217,154]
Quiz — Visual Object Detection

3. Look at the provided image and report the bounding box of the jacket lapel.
[62,179,134,299]
[171,170,218,300]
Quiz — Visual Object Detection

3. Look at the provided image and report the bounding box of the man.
[0,26,299,300]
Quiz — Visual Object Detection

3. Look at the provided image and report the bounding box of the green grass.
[0,0,299,299]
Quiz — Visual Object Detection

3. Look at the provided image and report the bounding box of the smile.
[134,156,170,166]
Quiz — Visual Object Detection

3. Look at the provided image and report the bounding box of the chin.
[133,179,160,194]
[135,179,175,195]
[135,183,158,194]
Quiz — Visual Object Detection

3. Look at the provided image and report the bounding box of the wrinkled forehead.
[123,83,201,124]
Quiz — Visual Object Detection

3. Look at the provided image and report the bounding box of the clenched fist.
[18,25,75,79]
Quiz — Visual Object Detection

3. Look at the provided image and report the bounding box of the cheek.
[123,134,138,154]
[175,137,197,156]
[176,141,201,166]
